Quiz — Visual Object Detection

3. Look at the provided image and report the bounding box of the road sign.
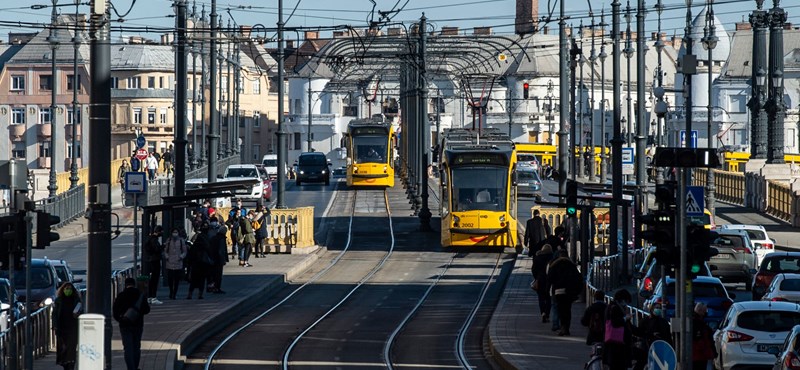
[679,130,698,148]
[136,135,146,149]
[686,186,705,216]
[647,340,677,370]
[622,147,634,175]
[130,157,140,172]
[124,172,147,193]
[135,148,148,161]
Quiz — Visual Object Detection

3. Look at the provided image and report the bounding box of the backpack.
[252,218,262,231]
[588,309,604,334]
[566,266,585,297]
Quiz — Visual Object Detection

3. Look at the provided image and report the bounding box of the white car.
[768,324,800,369]
[221,164,265,203]
[763,274,800,303]
[719,224,776,266]
[714,301,800,370]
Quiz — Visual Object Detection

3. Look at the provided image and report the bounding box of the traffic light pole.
[23,209,33,370]
[677,167,693,368]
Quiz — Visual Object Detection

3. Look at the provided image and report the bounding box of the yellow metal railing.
[531,206,611,248]
[714,170,746,206]
[215,206,315,252]
[767,181,793,223]
[54,158,126,195]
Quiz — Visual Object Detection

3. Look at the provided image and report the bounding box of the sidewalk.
[489,255,594,369]
[34,252,321,370]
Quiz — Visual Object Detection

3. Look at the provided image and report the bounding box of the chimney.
[735,21,751,31]
[515,0,538,35]
[473,27,492,35]
[671,36,682,49]
[240,25,252,38]
[304,31,319,40]
[387,27,404,36]
[543,26,549,35]
[441,27,459,36]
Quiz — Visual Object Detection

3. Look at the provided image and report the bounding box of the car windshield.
[745,230,767,240]
[54,266,69,284]
[263,159,278,167]
[665,282,726,298]
[713,235,745,249]
[517,170,540,182]
[761,257,800,273]
[688,214,712,226]
[780,279,800,292]
[451,167,508,212]
[0,267,54,290]
[226,168,258,178]
[299,155,326,166]
[0,284,11,303]
[352,136,387,164]
[737,311,800,333]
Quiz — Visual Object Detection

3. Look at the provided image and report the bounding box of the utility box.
[77,314,105,370]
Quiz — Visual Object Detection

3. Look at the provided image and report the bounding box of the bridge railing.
[36,184,86,228]
[585,250,651,329]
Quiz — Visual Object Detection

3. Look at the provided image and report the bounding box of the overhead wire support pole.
[557,0,569,199]
[589,15,597,183]
[48,0,59,199]
[88,0,113,368]
[636,0,648,251]
[276,0,287,208]
[308,77,313,151]
[680,1,695,366]
[174,0,188,228]
[207,0,219,182]
[69,0,81,189]
[418,13,432,231]
[199,4,206,168]
[610,0,624,267]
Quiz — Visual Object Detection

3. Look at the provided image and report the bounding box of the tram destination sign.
[351,127,388,135]
[452,152,507,166]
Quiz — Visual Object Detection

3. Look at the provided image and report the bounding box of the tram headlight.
[453,215,460,226]
[353,166,359,172]
[499,215,506,222]
[383,166,388,173]
[321,170,326,174]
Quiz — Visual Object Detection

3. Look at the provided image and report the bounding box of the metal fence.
[35,185,86,228]
[144,155,242,207]
[585,249,651,328]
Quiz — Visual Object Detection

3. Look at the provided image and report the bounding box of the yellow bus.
[344,118,395,187]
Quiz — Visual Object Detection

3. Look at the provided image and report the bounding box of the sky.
[2,0,799,42]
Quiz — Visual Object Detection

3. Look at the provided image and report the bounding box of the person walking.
[237,211,256,267]
[52,282,82,370]
[187,222,213,299]
[113,277,150,370]
[603,289,633,370]
[117,159,131,189]
[164,227,188,300]
[162,145,173,177]
[631,302,673,370]
[207,216,228,293]
[228,200,247,258]
[145,152,159,180]
[144,225,164,305]
[524,209,546,254]
[546,249,581,336]
[580,290,607,345]
[692,303,717,370]
[254,205,269,258]
[530,244,553,323]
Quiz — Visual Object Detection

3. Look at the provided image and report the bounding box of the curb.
[487,254,521,370]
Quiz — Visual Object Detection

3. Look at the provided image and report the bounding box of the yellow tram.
[439,128,519,249]
[345,118,396,187]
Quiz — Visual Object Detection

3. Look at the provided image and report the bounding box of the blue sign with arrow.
[679,130,698,148]
[647,340,677,370]
[136,135,146,149]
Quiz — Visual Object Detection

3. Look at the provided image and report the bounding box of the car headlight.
[299,171,304,175]
[321,170,326,174]
[42,297,53,307]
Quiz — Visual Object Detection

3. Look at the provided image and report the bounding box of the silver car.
[709,228,758,290]
[762,273,800,303]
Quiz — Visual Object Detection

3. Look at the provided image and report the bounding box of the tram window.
[451,167,508,212]
[353,136,388,164]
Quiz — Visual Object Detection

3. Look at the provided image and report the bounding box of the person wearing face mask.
[692,302,717,370]
[631,303,672,370]
[237,210,256,267]
[207,216,229,293]
[603,289,633,370]
[53,282,82,370]
[164,227,188,300]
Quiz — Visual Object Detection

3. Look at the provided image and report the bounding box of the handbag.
[122,292,144,324]
[531,279,540,291]
[604,319,625,344]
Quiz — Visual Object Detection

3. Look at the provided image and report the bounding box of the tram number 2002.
[460,223,474,227]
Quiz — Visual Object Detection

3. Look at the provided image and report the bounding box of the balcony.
[65,124,82,139]
[37,157,51,168]
[8,124,25,140]
[37,123,52,137]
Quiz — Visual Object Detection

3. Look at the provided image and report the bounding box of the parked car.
[0,278,21,332]
[254,165,273,202]
[710,228,758,290]
[636,259,713,299]
[0,258,61,308]
[768,324,800,370]
[719,224,777,266]
[763,274,800,303]
[643,276,734,328]
[755,253,800,301]
[515,163,543,199]
[220,164,266,204]
[295,152,330,186]
[714,301,800,370]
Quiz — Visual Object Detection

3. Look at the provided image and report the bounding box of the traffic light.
[653,147,721,168]
[639,210,676,266]
[0,215,14,270]
[35,211,60,249]
[654,182,676,210]
[565,180,578,216]
[687,224,719,278]
[523,82,530,99]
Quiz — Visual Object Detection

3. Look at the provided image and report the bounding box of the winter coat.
[256,213,269,239]
[535,234,565,253]
[603,301,632,369]
[581,301,607,345]
[52,294,81,365]
[524,216,546,250]
[632,314,673,348]
[164,237,188,270]
[692,314,717,361]
[546,257,579,296]
[144,235,163,263]
[112,286,150,328]
[208,224,229,265]
[531,250,553,292]
[189,233,214,267]
[239,217,256,245]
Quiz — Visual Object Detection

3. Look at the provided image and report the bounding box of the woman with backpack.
[253,205,269,258]
[581,290,607,345]
[164,227,188,300]
[603,289,633,370]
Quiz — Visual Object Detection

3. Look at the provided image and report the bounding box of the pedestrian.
[117,159,131,190]
[144,225,164,305]
[584,148,592,176]
[112,277,150,370]
[546,249,581,336]
[631,302,673,370]
[187,222,213,299]
[164,227,188,300]
[603,289,633,370]
[228,200,247,258]
[52,282,82,370]
[524,209,546,254]
[146,152,159,180]
[543,218,552,237]
[580,290,607,345]
[254,205,269,258]
[692,302,717,370]
[535,225,566,254]
[162,145,173,177]
[531,244,553,323]
[207,216,228,293]
[237,210,256,267]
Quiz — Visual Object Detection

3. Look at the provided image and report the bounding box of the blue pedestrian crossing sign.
[687,186,705,217]
[647,340,676,370]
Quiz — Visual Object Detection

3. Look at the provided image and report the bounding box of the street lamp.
[598,24,608,183]
[546,80,555,145]
[69,0,81,188]
[47,0,60,199]
[701,1,719,219]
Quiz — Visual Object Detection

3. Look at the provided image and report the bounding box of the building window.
[160,108,168,124]
[148,76,156,89]
[133,108,142,124]
[159,76,165,88]
[221,76,228,93]
[11,108,25,124]
[238,77,244,93]
[111,77,119,89]
[253,111,261,127]
[729,95,747,113]
[253,80,261,95]
[147,108,156,124]
[40,140,52,157]
[40,75,53,91]
[11,75,25,91]
[293,133,301,150]
[11,142,25,159]
[732,129,746,145]
[67,107,81,124]
[67,75,81,91]
[39,108,52,124]
[128,76,141,89]
[67,141,82,158]
[252,144,260,161]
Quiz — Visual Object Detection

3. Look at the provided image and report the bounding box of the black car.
[0,259,61,308]
[296,152,330,186]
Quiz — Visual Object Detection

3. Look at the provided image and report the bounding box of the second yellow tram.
[345,118,396,187]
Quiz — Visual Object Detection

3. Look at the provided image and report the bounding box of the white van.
[262,154,279,179]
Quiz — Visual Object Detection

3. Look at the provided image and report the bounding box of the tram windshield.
[352,136,388,164]
[450,167,508,212]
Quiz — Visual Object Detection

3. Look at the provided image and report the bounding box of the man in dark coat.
[524,209,546,253]
[113,277,151,370]
[535,226,567,253]
[144,225,164,305]
[53,282,82,370]
[547,249,580,336]
[581,290,607,345]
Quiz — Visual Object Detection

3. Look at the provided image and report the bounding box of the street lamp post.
[47,0,60,198]
[767,0,786,164]
[598,15,608,183]
[546,80,555,145]
[578,31,586,178]
[190,2,198,171]
[623,3,634,183]
[655,0,666,184]
[750,0,769,160]
[589,15,597,182]
[69,0,80,188]
[702,0,719,218]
